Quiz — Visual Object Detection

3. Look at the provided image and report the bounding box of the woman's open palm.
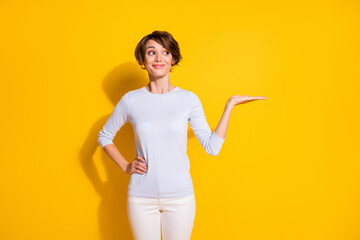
[229,95,267,106]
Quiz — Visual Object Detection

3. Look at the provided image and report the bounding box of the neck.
[146,74,175,94]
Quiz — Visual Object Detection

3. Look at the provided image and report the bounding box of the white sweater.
[98,86,226,198]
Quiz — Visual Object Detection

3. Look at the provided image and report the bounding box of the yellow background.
[1,0,359,239]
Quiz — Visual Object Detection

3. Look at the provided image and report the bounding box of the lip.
[152,64,165,69]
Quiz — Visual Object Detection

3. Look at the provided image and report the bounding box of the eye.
[147,50,170,55]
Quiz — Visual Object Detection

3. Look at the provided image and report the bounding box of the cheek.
[165,56,173,63]
[144,56,152,63]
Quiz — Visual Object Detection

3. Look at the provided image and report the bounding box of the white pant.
[127,193,196,240]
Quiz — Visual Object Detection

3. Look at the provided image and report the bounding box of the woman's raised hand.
[228,95,267,107]
[126,156,148,175]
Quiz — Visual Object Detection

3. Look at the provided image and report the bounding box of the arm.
[214,101,233,139]
[188,93,226,156]
[98,94,130,173]
[103,144,130,172]
[103,144,147,174]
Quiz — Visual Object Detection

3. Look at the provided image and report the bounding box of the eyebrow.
[146,45,166,50]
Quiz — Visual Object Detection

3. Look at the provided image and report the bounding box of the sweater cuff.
[213,131,226,141]
[98,139,114,149]
[211,131,226,147]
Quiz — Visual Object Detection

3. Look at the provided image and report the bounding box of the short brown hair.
[134,30,182,71]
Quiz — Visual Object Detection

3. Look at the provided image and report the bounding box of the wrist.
[122,161,130,173]
[225,101,234,111]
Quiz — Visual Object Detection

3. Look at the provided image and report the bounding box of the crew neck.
[142,86,179,96]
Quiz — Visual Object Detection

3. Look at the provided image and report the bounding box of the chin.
[150,69,170,75]
[151,73,169,78]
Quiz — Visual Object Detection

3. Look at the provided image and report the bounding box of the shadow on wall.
[78,62,196,240]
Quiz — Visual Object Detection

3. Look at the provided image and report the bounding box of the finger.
[251,96,267,100]
[137,156,147,163]
[135,158,147,168]
[135,167,147,174]
[134,161,145,169]
[244,97,265,101]
[136,164,148,172]
[137,160,148,168]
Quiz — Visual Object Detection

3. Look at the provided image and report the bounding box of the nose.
[155,53,162,62]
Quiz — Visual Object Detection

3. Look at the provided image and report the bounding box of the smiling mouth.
[152,64,165,69]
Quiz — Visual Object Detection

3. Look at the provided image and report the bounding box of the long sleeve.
[188,93,226,156]
[98,93,129,149]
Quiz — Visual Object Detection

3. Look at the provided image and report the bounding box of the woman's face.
[143,39,175,77]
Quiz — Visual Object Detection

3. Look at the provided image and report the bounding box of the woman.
[98,30,267,240]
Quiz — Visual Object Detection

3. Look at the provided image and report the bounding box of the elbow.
[209,152,219,156]
[206,147,221,156]
[97,137,104,148]
[208,152,219,156]
[203,132,225,156]
[98,131,113,149]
